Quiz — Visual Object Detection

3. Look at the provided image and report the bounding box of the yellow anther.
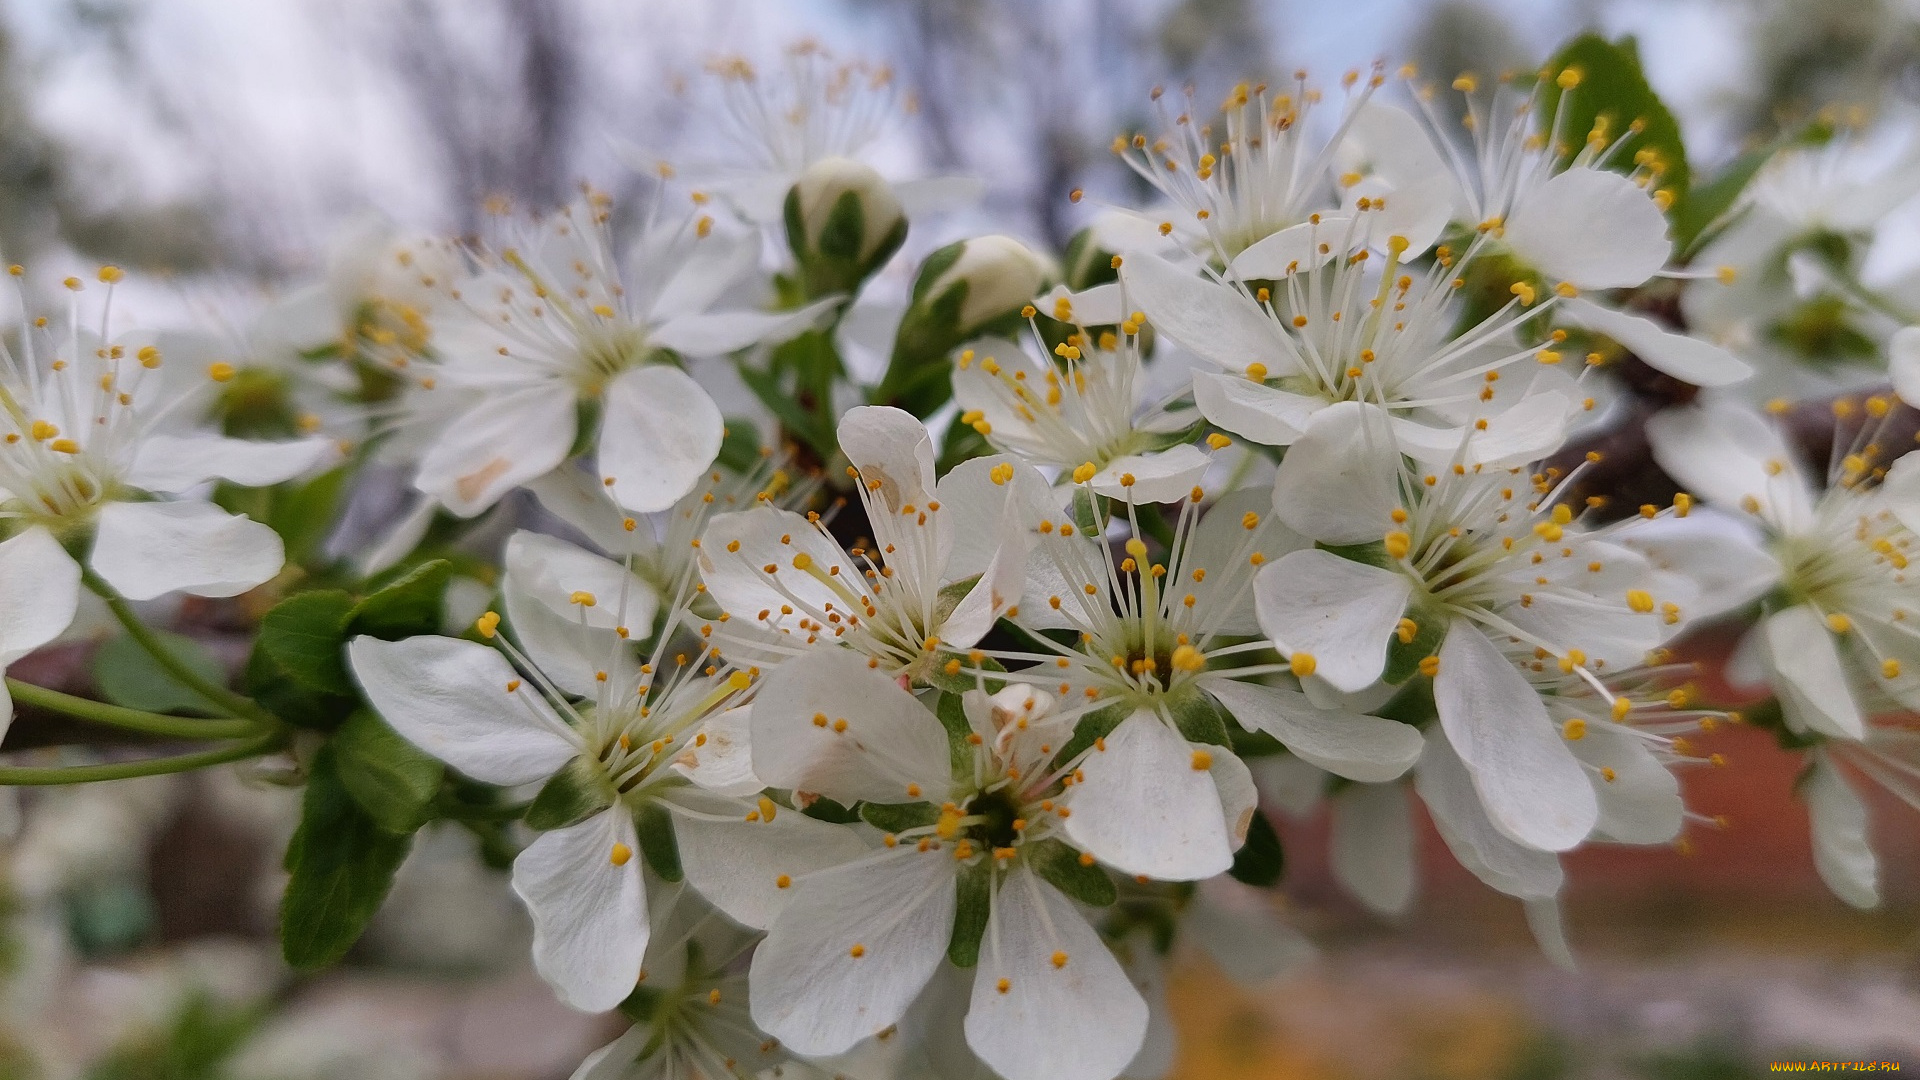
[1611,697,1633,721]
[1396,617,1418,644]
[48,439,78,454]
[1289,652,1317,678]
[475,611,501,638]
[1626,589,1654,613]
[1418,655,1440,677]
[1537,349,1562,365]
[569,591,596,607]
[1673,493,1692,517]
[208,362,236,383]
[28,420,56,441]
[1716,265,1737,285]
[758,796,778,822]
[610,843,633,866]
[850,944,867,958]
[1384,531,1411,559]
[1827,612,1852,633]
[792,552,813,571]
[990,462,1014,486]
[1206,433,1231,449]
[1190,749,1212,771]
[1245,362,1268,382]
[1072,462,1097,484]
[1884,659,1902,679]
[1556,66,1583,89]
[1171,644,1205,672]
[1119,473,1137,488]
[1561,718,1587,741]
[1509,281,1535,306]
[1051,951,1068,969]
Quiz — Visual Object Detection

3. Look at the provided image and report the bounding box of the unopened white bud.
[926,235,1054,331]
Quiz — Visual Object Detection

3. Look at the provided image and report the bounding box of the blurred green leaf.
[333,708,444,833]
[1539,33,1690,213]
[280,745,413,969]
[91,632,226,716]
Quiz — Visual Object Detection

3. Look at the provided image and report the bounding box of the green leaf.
[1671,147,1769,255]
[91,631,228,715]
[269,463,352,567]
[634,800,683,882]
[1169,693,1231,747]
[350,559,453,640]
[524,759,614,832]
[947,861,992,967]
[254,589,356,696]
[1029,839,1116,907]
[332,709,446,833]
[860,800,940,834]
[1538,33,1690,210]
[280,746,413,969]
[1228,809,1285,887]
[800,795,862,823]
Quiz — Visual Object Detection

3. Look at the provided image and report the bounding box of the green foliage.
[1228,809,1285,887]
[83,992,267,1080]
[947,861,992,967]
[332,708,445,834]
[1539,33,1691,215]
[280,745,413,969]
[1029,838,1118,907]
[716,417,765,474]
[90,632,227,716]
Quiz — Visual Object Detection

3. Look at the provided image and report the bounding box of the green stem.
[82,569,279,726]
[6,678,260,740]
[0,732,283,786]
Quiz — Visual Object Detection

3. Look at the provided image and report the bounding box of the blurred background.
[0,0,1917,1077]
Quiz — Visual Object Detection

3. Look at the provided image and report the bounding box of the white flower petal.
[1434,621,1598,852]
[646,229,758,319]
[416,384,577,517]
[697,507,851,635]
[1885,452,1920,536]
[526,468,655,557]
[1087,445,1212,504]
[748,648,951,804]
[1120,253,1294,376]
[1805,751,1879,909]
[1182,487,1307,635]
[649,298,837,357]
[839,405,937,504]
[1557,298,1750,387]
[91,500,285,600]
[1210,749,1259,850]
[0,526,81,665]
[1253,550,1411,693]
[1572,723,1682,844]
[512,810,648,1012]
[1229,216,1349,278]
[1268,400,1401,544]
[128,435,339,494]
[966,868,1148,1080]
[1040,282,1124,326]
[670,705,764,797]
[749,847,957,1055]
[1331,783,1417,917]
[1413,731,1565,899]
[1063,710,1234,880]
[665,798,871,930]
[935,454,1054,583]
[1203,678,1421,782]
[347,635,578,786]
[1763,604,1865,740]
[502,531,652,697]
[1185,877,1317,983]
[1613,509,1781,622]
[1525,897,1577,972]
[1892,326,1920,407]
[598,366,724,515]
[1192,372,1325,447]
[1389,391,1574,469]
[1646,399,1817,537]
[1505,168,1670,289]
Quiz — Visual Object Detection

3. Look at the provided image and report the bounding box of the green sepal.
[1168,692,1231,748]
[351,558,454,640]
[1381,602,1447,685]
[633,800,683,882]
[947,860,992,968]
[279,745,414,969]
[1227,809,1285,887]
[860,800,941,834]
[1071,487,1103,535]
[332,708,445,833]
[1029,838,1117,907]
[800,795,862,823]
[1316,539,1397,571]
[91,630,230,716]
[524,757,614,832]
[1538,33,1690,208]
[1052,701,1131,771]
[936,691,979,781]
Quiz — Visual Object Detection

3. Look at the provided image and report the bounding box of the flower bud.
[784,157,907,298]
[878,235,1056,413]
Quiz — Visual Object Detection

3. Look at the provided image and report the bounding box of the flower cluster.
[6,34,1920,1080]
